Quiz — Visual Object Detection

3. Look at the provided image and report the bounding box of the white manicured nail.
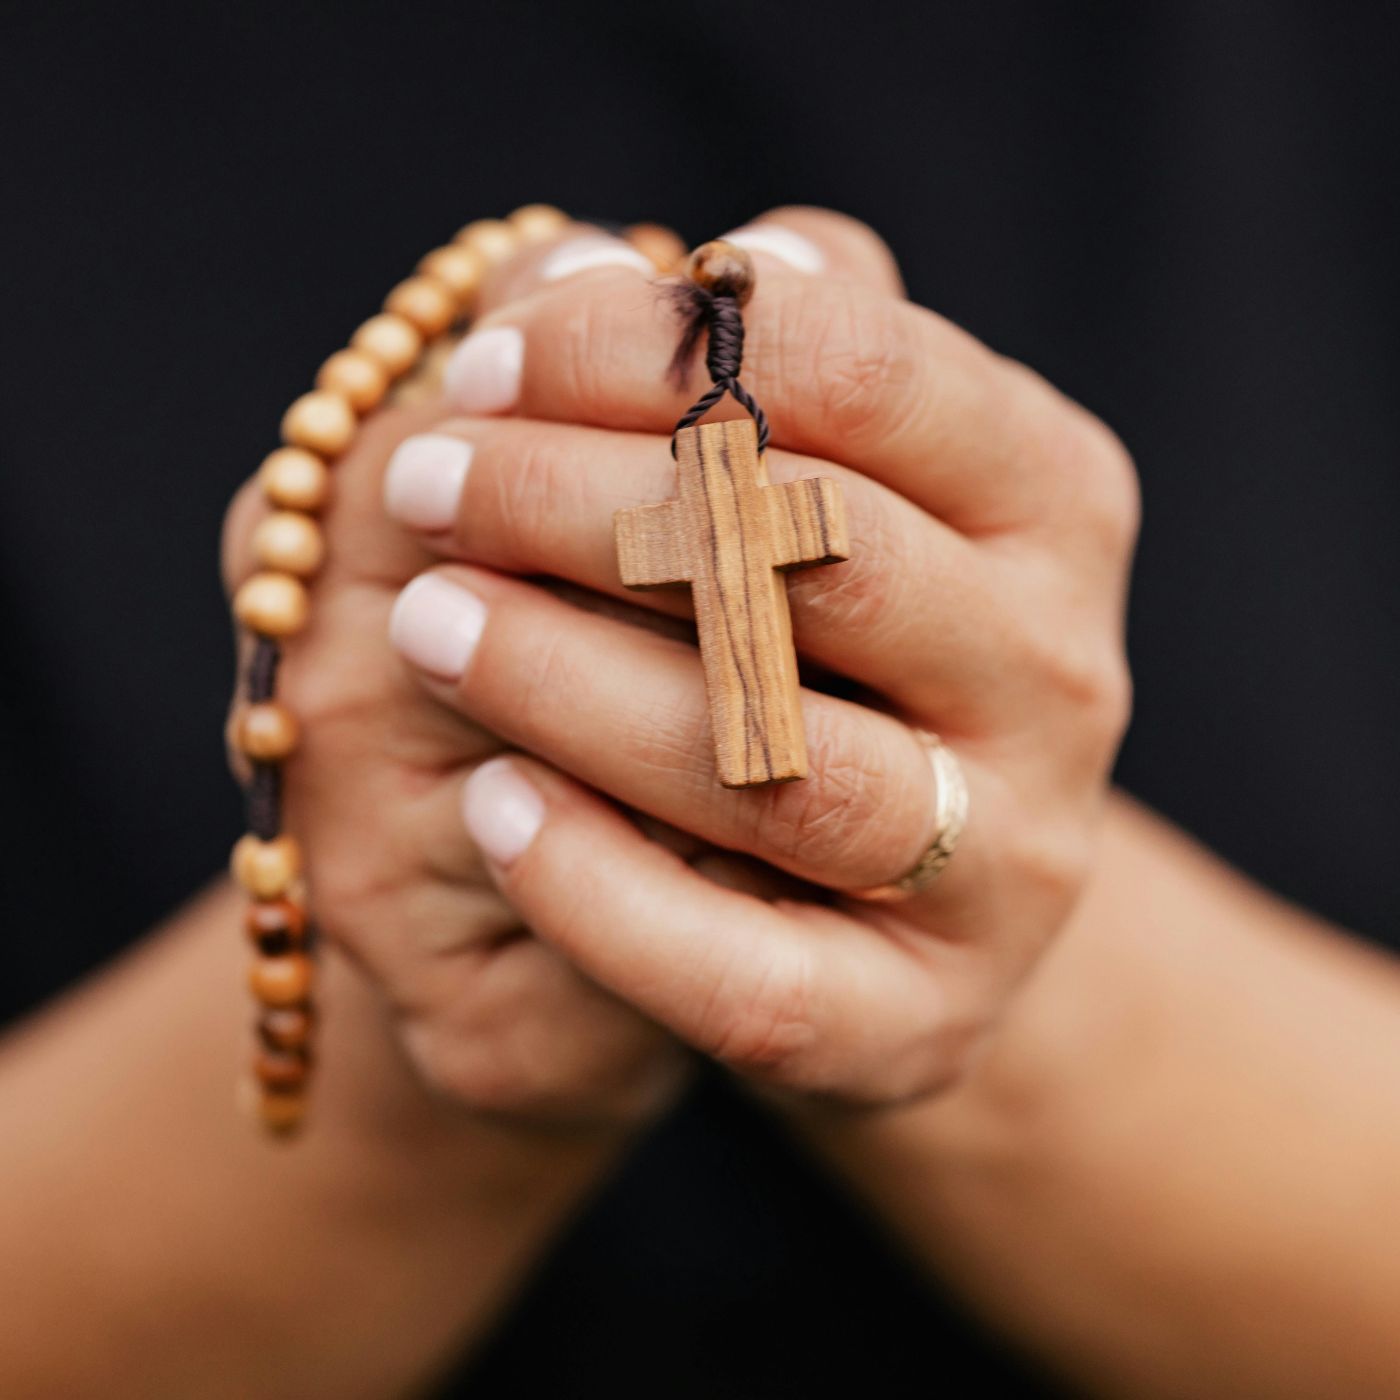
[389,574,486,679]
[724,225,825,274]
[540,235,653,281]
[383,434,473,531]
[444,325,524,414]
[463,758,544,867]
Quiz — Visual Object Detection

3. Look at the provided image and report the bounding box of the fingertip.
[538,235,655,283]
[462,756,546,869]
[731,206,905,296]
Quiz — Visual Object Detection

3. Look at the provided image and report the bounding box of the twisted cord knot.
[668,283,770,456]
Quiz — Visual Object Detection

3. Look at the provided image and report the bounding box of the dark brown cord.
[668,283,769,456]
[245,637,282,840]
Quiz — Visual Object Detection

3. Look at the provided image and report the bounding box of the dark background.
[2,2,1397,1394]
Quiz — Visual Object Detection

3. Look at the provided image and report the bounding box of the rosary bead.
[316,348,388,413]
[246,895,307,950]
[625,222,687,273]
[254,1048,310,1092]
[257,1090,307,1133]
[259,447,330,512]
[384,275,457,338]
[259,1006,315,1052]
[455,217,517,264]
[232,571,309,638]
[281,391,357,458]
[418,244,486,305]
[685,240,756,306]
[249,952,314,1008]
[351,313,423,378]
[232,833,303,899]
[235,701,300,761]
[252,510,325,577]
[509,203,568,243]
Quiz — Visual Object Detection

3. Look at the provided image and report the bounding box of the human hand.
[381,207,1139,1107]
[221,255,689,1129]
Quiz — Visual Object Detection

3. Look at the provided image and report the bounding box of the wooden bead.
[417,244,486,304]
[254,1048,310,1092]
[684,240,756,306]
[259,447,330,512]
[351,313,423,378]
[235,701,300,761]
[384,275,457,338]
[257,1090,307,1134]
[232,571,309,638]
[259,1006,315,1052]
[316,348,388,413]
[455,217,517,264]
[231,833,303,899]
[281,391,357,458]
[246,895,307,948]
[252,511,325,577]
[509,203,568,243]
[249,952,313,1008]
[625,222,687,273]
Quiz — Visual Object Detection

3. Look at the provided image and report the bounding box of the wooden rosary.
[229,208,848,1134]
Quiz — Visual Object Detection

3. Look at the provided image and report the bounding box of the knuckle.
[551,287,628,420]
[757,711,895,877]
[400,1021,534,1114]
[1080,417,1142,548]
[486,430,575,563]
[1011,821,1093,916]
[510,624,583,745]
[783,287,923,448]
[1042,402,1141,551]
[697,948,818,1081]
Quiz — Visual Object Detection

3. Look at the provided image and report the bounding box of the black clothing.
[3,3,1396,1394]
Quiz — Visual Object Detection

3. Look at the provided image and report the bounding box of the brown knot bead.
[259,1006,315,1052]
[246,896,308,949]
[254,1048,311,1092]
[684,240,755,306]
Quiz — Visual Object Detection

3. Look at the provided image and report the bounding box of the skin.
[224,207,1136,1118]
[382,208,1138,1105]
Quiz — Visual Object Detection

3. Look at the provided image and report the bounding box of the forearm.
[790,795,1400,1398]
[0,881,631,1399]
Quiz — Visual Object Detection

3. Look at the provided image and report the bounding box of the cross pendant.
[614,419,850,787]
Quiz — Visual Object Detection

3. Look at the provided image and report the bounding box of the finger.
[460,754,986,1102]
[381,416,1025,728]
[441,245,1123,540]
[478,222,657,315]
[724,205,905,297]
[299,747,683,1127]
[387,564,997,895]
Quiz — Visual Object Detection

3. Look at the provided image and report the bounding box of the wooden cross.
[614,418,850,787]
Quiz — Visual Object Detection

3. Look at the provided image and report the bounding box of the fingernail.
[444,325,524,414]
[540,235,653,281]
[383,434,473,531]
[463,757,545,867]
[389,574,486,679]
[724,224,824,274]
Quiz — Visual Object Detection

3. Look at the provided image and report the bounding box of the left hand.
[383,207,1138,1106]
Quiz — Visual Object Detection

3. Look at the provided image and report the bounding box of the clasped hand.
[223,208,1137,1125]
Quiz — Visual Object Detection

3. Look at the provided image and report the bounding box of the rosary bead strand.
[230,204,573,1135]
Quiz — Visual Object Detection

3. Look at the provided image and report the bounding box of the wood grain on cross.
[614,419,849,787]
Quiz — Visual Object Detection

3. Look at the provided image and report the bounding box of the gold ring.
[851,732,969,901]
